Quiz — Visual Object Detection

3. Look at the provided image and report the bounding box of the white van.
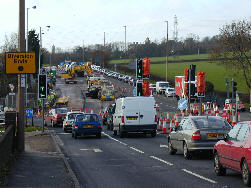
[156,81,170,94]
[113,96,157,138]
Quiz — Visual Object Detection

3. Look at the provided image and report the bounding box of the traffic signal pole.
[42,99,44,132]
[17,0,25,152]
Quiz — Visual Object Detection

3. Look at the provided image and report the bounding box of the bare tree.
[210,20,251,104]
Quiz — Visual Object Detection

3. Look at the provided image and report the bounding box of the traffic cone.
[166,113,171,123]
[169,120,174,132]
[175,114,180,127]
[215,106,220,116]
[232,112,237,126]
[85,108,87,113]
[157,116,163,131]
[162,118,167,134]
[91,108,94,113]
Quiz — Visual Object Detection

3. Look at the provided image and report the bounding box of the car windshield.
[56,108,68,114]
[68,113,82,120]
[159,83,169,87]
[76,114,99,122]
[192,117,231,129]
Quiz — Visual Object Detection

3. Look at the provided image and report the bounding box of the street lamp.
[123,26,126,52]
[39,26,50,74]
[25,5,36,108]
[165,21,168,82]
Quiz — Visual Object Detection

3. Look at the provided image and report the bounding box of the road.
[47,74,250,188]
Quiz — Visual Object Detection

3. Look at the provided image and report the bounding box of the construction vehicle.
[86,76,107,98]
[61,62,78,84]
[98,85,115,101]
[55,96,69,107]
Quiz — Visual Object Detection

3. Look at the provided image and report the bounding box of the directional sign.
[133,88,136,96]
[26,109,33,118]
[178,98,188,110]
[5,52,36,74]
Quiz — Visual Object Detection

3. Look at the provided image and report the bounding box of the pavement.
[2,130,77,188]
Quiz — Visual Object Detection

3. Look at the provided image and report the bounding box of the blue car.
[72,113,102,139]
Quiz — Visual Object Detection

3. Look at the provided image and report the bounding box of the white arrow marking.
[80,148,103,152]
[160,144,169,148]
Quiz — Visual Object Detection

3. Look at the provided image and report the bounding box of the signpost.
[178,98,188,110]
[5,52,36,74]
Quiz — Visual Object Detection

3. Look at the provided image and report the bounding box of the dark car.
[168,116,232,159]
[44,108,68,127]
[213,121,251,186]
[72,113,102,139]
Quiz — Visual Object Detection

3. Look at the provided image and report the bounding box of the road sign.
[133,88,136,96]
[26,109,33,118]
[5,52,36,74]
[178,98,188,110]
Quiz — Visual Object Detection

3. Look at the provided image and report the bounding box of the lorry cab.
[113,97,157,138]
[156,81,170,94]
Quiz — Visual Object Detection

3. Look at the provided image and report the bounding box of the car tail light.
[154,115,157,122]
[74,125,78,129]
[121,116,125,123]
[66,122,68,125]
[98,125,101,128]
[55,114,60,119]
[192,131,201,140]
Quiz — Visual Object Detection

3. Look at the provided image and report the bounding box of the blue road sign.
[26,109,33,118]
[178,98,188,110]
[133,88,136,96]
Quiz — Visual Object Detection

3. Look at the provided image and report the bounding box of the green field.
[150,61,249,94]
[109,54,210,64]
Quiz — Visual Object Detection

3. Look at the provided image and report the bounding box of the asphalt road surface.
[46,74,250,188]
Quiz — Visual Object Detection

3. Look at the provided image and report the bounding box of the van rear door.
[139,98,156,125]
[124,99,140,125]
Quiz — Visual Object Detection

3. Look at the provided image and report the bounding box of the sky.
[0,0,251,51]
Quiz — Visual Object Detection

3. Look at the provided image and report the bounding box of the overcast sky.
[1,0,251,50]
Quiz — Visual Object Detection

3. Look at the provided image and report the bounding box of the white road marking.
[182,169,217,184]
[150,156,173,166]
[160,144,169,148]
[57,133,71,135]
[102,132,127,146]
[80,148,103,152]
[130,147,144,154]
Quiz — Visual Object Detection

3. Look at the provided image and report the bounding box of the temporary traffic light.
[197,71,206,95]
[232,80,237,92]
[184,68,189,82]
[190,83,196,96]
[142,57,150,78]
[190,64,196,81]
[38,74,47,99]
[143,81,150,96]
[136,81,143,96]
[136,59,143,79]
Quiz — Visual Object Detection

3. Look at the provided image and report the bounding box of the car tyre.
[96,133,101,139]
[72,132,74,138]
[183,142,192,160]
[113,130,117,136]
[168,140,176,155]
[242,159,251,186]
[119,127,124,138]
[214,152,226,176]
[151,130,156,137]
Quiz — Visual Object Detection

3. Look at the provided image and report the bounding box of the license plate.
[127,117,137,120]
[84,125,92,128]
[208,134,218,139]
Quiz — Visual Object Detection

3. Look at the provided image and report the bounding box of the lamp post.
[165,21,168,82]
[25,5,36,108]
[39,26,50,74]
[123,25,126,53]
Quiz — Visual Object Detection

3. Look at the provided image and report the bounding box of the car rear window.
[56,108,68,114]
[68,113,82,120]
[76,114,99,122]
[192,117,231,129]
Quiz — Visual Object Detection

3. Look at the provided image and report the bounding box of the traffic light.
[197,71,206,95]
[142,57,150,78]
[136,58,143,79]
[190,64,196,81]
[143,81,150,96]
[136,81,143,96]
[184,68,189,82]
[38,74,47,99]
[232,80,237,92]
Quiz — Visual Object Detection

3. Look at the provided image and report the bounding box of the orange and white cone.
[232,112,237,126]
[169,120,174,132]
[162,118,167,134]
[157,118,162,131]
[166,113,171,123]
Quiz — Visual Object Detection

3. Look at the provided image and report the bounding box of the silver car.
[63,111,84,132]
[168,116,232,159]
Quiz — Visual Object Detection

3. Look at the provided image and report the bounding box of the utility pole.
[103,32,105,68]
[82,40,84,63]
[123,25,126,53]
[17,0,25,152]
[165,21,168,82]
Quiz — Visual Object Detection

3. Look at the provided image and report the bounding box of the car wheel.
[151,130,156,137]
[183,142,192,160]
[107,124,110,130]
[242,159,251,186]
[168,140,176,155]
[214,152,226,176]
[63,127,66,132]
[96,133,101,139]
[72,132,74,138]
[74,133,77,139]
[113,130,117,136]
[119,127,124,138]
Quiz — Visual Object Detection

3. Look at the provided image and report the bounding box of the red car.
[213,121,251,186]
[44,108,68,127]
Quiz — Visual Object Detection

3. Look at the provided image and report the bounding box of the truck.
[156,81,170,94]
[98,85,115,101]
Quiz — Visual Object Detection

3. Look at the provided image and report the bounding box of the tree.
[28,30,40,72]
[210,20,251,104]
